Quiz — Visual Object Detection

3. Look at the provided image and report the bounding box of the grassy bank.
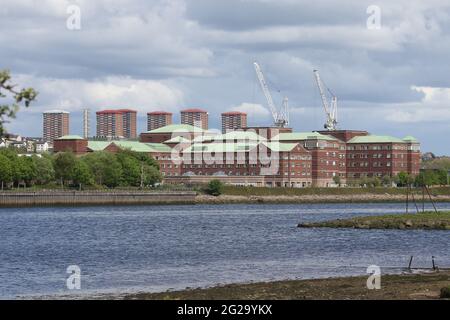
[298,211,450,230]
[123,271,450,300]
[221,186,450,197]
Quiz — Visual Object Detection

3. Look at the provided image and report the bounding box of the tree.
[142,164,162,187]
[0,70,38,135]
[33,155,55,185]
[395,171,413,187]
[53,152,77,186]
[82,152,122,188]
[116,150,141,186]
[72,160,94,190]
[382,175,392,187]
[205,179,224,196]
[0,154,12,190]
[332,175,341,186]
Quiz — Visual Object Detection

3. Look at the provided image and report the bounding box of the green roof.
[262,142,298,152]
[403,135,419,142]
[275,132,337,141]
[147,124,204,134]
[56,135,84,140]
[347,135,404,144]
[111,141,154,153]
[220,131,266,141]
[87,141,110,151]
[145,143,172,153]
[164,136,191,143]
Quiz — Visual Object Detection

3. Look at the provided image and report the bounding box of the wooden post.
[432,256,436,270]
[406,184,409,214]
[408,256,413,270]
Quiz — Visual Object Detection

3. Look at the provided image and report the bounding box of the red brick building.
[52,126,421,188]
[53,135,88,155]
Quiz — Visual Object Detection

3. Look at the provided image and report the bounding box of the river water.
[0,202,449,299]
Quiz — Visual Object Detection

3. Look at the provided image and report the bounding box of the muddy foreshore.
[120,271,450,300]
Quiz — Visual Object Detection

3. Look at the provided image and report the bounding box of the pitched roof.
[87,141,111,151]
[164,136,191,143]
[219,131,266,141]
[56,135,85,140]
[147,124,204,134]
[262,142,299,152]
[403,135,419,142]
[347,135,405,144]
[275,132,338,141]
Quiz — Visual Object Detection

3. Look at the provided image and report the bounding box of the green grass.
[221,186,450,196]
[298,211,450,230]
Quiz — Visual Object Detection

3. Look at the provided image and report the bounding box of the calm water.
[0,202,449,299]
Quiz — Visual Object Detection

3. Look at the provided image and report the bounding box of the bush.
[441,286,450,299]
[205,179,224,196]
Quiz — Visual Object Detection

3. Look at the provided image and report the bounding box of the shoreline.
[1,191,450,207]
[119,270,450,300]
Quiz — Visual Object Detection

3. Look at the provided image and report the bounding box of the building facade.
[221,111,247,133]
[53,126,421,188]
[180,108,208,130]
[43,110,70,143]
[96,109,137,138]
[147,111,173,131]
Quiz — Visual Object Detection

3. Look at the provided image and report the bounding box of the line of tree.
[345,171,449,188]
[0,148,162,190]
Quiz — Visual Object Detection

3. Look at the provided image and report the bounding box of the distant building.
[96,109,137,138]
[83,109,90,138]
[43,110,69,143]
[180,108,208,130]
[120,109,137,138]
[147,111,173,131]
[221,111,247,133]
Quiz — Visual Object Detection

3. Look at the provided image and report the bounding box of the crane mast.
[253,62,289,128]
[313,69,338,131]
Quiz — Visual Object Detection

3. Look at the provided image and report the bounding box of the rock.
[405,220,413,227]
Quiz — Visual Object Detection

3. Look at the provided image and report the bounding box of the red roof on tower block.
[180,108,208,113]
[96,109,137,114]
[147,111,173,115]
[221,111,247,115]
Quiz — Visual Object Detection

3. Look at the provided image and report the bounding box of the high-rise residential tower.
[221,111,247,133]
[96,109,137,138]
[43,110,70,142]
[147,111,173,131]
[180,108,208,130]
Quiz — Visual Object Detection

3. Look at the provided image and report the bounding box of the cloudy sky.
[2,0,450,154]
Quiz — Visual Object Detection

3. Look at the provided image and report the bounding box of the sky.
[1,0,450,154]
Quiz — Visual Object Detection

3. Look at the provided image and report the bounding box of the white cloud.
[384,86,450,123]
[16,74,184,114]
[229,102,270,118]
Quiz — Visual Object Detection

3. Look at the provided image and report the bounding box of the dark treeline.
[0,149,162,190]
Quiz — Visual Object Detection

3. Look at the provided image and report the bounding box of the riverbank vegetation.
[298,211,450,230]
[0,149,162,190]
[220,185,450,197]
